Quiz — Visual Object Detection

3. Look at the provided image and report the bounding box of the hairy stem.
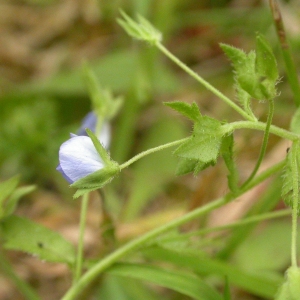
[61,160,284,300]
[155,42,256,121]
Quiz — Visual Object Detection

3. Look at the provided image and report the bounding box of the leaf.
[281,144,300,215]
[164,101,201,121]
[255,33,278,99]
[275,267,300,300]
[290,107,300,134]
[1,215,75,265]
[174,116,223,163]
[220,134,239,192]
[221,35,278,101]
[71,164,120,198]
[108,263,222,300]
[4,185,36,217]
[0,176,20,217]
[143,246,281,299]
[176,158,213,176]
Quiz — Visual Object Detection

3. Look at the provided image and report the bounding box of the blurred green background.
[1,0,300,299]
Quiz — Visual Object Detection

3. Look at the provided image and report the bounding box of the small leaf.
[174,116,223,163]
[1,215,75,265]
[281,143,300,215]
[4,185,36,217]
[164,101,201,121]
[0,176,20,219]
[86,128,112,165]
[275,267,300,300]
[176,158,213,176]
[290,107,300,134]
[108,263,222,300]
[71,164,119,190]
[220,134,239,192]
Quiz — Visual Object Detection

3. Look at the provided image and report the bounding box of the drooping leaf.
[164,101,201,122]
[176,158,214,176]
[108,263,222,300]
[1,215,75,266]
[220,134,239,192]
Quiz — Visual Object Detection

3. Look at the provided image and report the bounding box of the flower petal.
[58,136,104,183]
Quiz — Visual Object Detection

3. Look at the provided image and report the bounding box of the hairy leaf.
[164,101,201,122]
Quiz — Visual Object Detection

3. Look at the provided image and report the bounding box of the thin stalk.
[269,0,300,107]
[242,99,275,187]
[158,209,291,242]
[74,193,89,283]
[291,141,299,267]
[61,161,283,300]
[0,250,41,300]
[225,121,299,141]
[119,137,189,170]
[155,42,256,122]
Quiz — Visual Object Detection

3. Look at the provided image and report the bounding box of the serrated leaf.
[164,101,201,121]
[255,33,278,97]
[290,107,300,134]
[176,158,213,176]
[1,215,75,265]
[108,263,222,300]
[174,116,223,164]
[221,134,239,192]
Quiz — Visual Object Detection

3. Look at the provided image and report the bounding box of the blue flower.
[57,113,110,184]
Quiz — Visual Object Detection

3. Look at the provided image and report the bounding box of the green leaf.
[176,158,213,176]
[1,215,75,265]
[220,134,239,192]
[174,116,223,163]
[71,164,120,198]
[108,263,222,300]
[83,64,123,122]
[255,33,278,99]
[290,107,300,134]
[275,267,300,300]
[223,277,231,300]
[164,101,201,121]
[281,145,300,215]
[0,176,20,219]
[117,11,162,45]
[4,185,36,217]
[221,35,278,101]
[143,246,281,299]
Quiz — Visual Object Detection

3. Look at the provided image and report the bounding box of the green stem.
[74,193,90,283]
[291,141,299,267]
[119,137,190,170]
[155,42,256,122]
[0,250,41,300]
[269,0,300,107]
[61,161,282,300]
[159,208,291,242]
[225,121,299,141]
[242,99,275,187]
